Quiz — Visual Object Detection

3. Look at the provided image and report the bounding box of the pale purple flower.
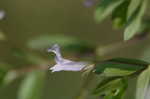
[0,10,5,20]
[83,0,97,7]
[48,44,88,72]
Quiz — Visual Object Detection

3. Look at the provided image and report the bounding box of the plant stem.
[75,70,95,99]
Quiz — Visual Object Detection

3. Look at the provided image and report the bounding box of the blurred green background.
[0,0,150,99]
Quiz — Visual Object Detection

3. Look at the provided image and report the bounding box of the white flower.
[48,44,88,72]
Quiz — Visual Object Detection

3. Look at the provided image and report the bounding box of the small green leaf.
[127,0,142,18]
[95,0,124,22]
[103,92,114,99]
[94,78,123,94]
[94,58,148,74]
[103,84,127,99]
[94,78,127,99]
[0,31,6,41]
[103,68,136,77]
[94,77,119,93]
[136,65,150,99]
[0,63,10,86]
[3,71,18,85]
[108,58,149,66]
[0,68,7,86]
[139,18,150,33]
[124,0,148,40]
[111,0,130,28]
[18,71,45,99]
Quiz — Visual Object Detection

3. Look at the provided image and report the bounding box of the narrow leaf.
[0,31,6,41]
[94,78,123,95]
[94,78,127,99]
[95,0,124,22]
[104,92,114,99]
[124,0,148,40]
[0,68,7,86]
[111,0,130,28]
[94,58,148,74]
[18,71,45,99]
[136,65,150,99]
[127,0,142,18]
[0,63,10,86]
[103,68,136,77]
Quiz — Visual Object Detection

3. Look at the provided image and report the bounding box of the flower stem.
[75,70,95,99]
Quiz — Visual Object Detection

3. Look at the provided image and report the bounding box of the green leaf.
[94,78,127,99]
[113,80,127,99]
[111,0,130,28]
[95,0,124,22]
[11,48,47,67]
[103,84,127,99]
[136,65,150,99]
[103,68,136,77]
[124,0,148,40]
[94,77,119,94]
[27,34,94,53]
[0,63,10,86]
[94,58,148,75]
[2,71,18,85]
[108,58,149,66]
[138,18,150,33]
[103,92,114,99]
[0,31,6,41]
[94,78,122,94]
[127,0,142,18]
[18,71,45,99]
[0,68,7,86]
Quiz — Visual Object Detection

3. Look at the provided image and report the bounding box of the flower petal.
[48,44,89,72]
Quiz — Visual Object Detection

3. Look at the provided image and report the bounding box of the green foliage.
[27,34,94,53]
[17,71,45,99]
[95,0,124,22]
[111,0,130,28]
[93,58,150,99]
[95,0,148,40]
[94,77,127,99]
[0,62,11,86]
[2,71,18,85]
[139,18,150,33]
[127,0,142,18]
[0,68,7,86]
[10,48,47,68]
[0,0,150,98]
[124,0,148,40]
[136,65,150,99]
[0,31,6,41]
[94,58,148,76]
[103,68,136,77]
